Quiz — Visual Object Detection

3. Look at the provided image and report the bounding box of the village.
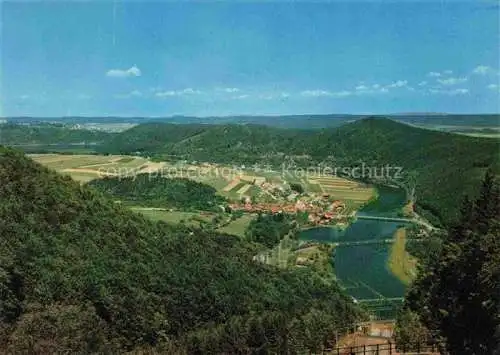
[222,172,359,227]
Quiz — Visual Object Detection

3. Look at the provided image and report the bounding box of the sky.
[2,1,499,117]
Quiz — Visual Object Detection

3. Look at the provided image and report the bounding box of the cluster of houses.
[220,171,356,226]
[228,196,348,226]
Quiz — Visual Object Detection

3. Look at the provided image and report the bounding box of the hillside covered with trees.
[87,174,226,212]
[245,213,297,248]
[0,147,361,353]
[395,171,500,354]
[0,123,112,145]
[96,118,500,226]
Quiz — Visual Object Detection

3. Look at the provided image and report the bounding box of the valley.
[1,116,498,353]
[28,150,428,321]
[3,1,500,351]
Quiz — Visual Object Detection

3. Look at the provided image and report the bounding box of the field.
[130,206,254,237]
[218,214,255,237]
[29,154,163,182]
[130,207,213,226]
[308,175,376,213]
[295,243,335,275]
[409,123,500,138]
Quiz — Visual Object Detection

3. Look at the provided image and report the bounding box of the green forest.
[0,147,362,353]
[87,174,226,212]
[245,213,297,248]
[0,123,111,145]
[395,170,500,354]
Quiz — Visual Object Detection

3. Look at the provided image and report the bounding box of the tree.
[394,309,431,350]
[404,171,418,204]
[289,183,304,194]
[398,170,500,354]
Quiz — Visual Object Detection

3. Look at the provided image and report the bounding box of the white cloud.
[155,88,201,97]
[221,87,240,93]
[300,89,352,98]
[359,85,388,94]
[181,88,201,95]
[332,90,352,97]
[488,84,500,92]
[437,77,468,86]
[155,91,176,97]
[253,92,291,100]
[300,90,333,97]
[429,88,469,96]
[232,94,249,100]
[77,94,91,100]
[418,81,428,86]
[452,88,469,95]
[106,65,142,78]
[428,70,456,78]
[387,80,408,88]
[472,65,492,75]
[19,95,30,100]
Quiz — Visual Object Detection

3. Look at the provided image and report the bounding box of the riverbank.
[387,228,417,285]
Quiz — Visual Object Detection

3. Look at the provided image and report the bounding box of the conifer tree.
[398,170,500,354]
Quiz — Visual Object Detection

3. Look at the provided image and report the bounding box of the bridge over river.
[333,238,423,247]
[355,214,439,231]
[356,215,413,223]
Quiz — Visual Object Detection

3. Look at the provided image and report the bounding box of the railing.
[323,342,443,354]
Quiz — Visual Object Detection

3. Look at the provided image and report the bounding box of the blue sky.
[2,1,499,117]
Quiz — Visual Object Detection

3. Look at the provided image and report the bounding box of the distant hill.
[0,122,112,145]
[96,122,206,154]
[5,113,499,129]
[0,147,360,353]
[98,118,500,226]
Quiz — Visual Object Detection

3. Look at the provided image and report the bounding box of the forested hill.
[0,147,360,353]
[307,118,499,226]
[98,118,500,226]
[95,122,206,155]
[0,123,112,145]
[87,175,226,211]
[97,122,307,160]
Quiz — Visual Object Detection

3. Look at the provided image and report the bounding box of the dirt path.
[140,161,166,173]
[130,207,168,211]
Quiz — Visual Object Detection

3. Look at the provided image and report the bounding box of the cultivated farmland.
[29,154,163,182]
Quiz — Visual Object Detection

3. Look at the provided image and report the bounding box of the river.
[300,186,408,300]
